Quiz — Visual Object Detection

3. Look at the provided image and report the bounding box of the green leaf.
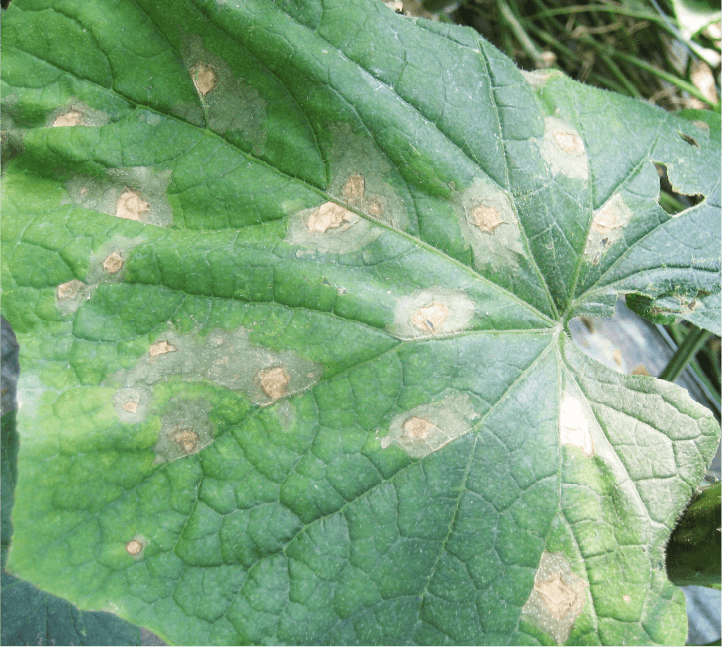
[1,0,720,645]
[1,571,142,646]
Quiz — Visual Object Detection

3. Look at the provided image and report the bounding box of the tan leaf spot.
[172,429,199,454]
[149,340,176,357]
[102,251,124,274]
[471,205,504,233]
[632,364,651,376]
[591,202,624,234]
[623,594,631,602]
[190,62,217,96]
[116,190,149,221]
[126,539,143,556]
[258,366,291,400]
[522,551,588,644]
[56,279,86,301]
[342,173,365,201]
[307,202,353,233]
[403,417,432,439]
[122,401,138,413]
[535,571,582,619]
[53,110,82,127]
[411,303,450,333]
[368,201,382,216]
[553,130,585,155]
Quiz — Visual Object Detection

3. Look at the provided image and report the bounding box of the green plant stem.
[529,5,673,31]
[668,323,722,411]
[666,481,721,590]
[659,325,712,382]
[497,0,546,64]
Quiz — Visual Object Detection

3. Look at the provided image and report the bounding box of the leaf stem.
[659,325,712,383]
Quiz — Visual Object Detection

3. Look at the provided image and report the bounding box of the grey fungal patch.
[454,177,524,271]
[522,551,587,645]
[559,390,595,457]
[325,124,411,230]
[48,99,110,128]
[538,117,589,180]
[380,391,480,459]
[113,386,152,424]
[63,167,173,227]
[110,326,321,406]
[584,193,633,264]
[56,279,93,315]
[154,399,214,463]
[285,201,382,254]
[179,33,267,155]
[388,286,476,339]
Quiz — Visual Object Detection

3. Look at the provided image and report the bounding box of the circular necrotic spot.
[623,594,631,602]
[258,366,291,400]
[403,417,432,439]
[471,205,505,233]
[122,400,138,413]
[411,303,450,334]
[126,538,144,556]
[116,190,149,221]
[57,279,87,301]
[53,110,83,127]
[389,287,475,339]
[190,62,218,96]
[306,202,354,233]
[591,204,624,234]
[553,130,584,155]
[102,251,124,274]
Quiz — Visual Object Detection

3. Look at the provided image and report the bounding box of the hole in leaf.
[655,163,704,215]
[678,132,700,148]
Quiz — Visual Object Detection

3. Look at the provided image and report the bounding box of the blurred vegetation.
[408,0,720,111]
